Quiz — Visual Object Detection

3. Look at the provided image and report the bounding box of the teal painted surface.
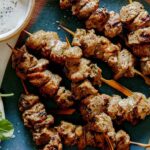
[1,0,150,150]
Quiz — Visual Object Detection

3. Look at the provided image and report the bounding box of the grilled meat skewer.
[56,115,150,149]
[19,93,62,150]
[56,112,131,150]
[60,0,122,38]
[120,2,150,31]
[120,2,150,75]
[17,33,150,124]
[80,93,150,125]
[11,47,149,150]
[10,44,74,108]
[60,1,150,76]
[19,86,150,149]
[24,30,133,96]
[20,92,131,150]
[59,25,150,83]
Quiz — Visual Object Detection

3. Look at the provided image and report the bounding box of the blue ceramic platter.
[1,0,150,150]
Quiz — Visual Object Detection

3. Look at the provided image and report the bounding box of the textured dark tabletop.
[1,0,150,150]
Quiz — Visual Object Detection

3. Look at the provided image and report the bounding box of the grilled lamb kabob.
[59,26,150,84]
[56,116,131,150]
[59,0,150,76]
[24,30,133,97]
[11,46,149,150]
[10,44,75,108]
[120,2,150,76]
[19,79,131,150]
[19,92,132,150]
[19,31,150,124]
[23,30,150,121]
[57,111,150,149]
[19,93,62,150]
[18,83,150,150]
[80,93,150,125]
[60,0,123,38]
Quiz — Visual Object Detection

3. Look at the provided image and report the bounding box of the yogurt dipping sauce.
[0,0,31,37]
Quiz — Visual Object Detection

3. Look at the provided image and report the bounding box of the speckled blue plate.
[1,0,150,150]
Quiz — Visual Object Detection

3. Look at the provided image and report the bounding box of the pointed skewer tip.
[21,80,29,95]
[23,30,32,36]
[7,43,17,54]
[7,43,13,49]
[65,36,71,47]
[135,69,150,85]
[59,24,75,36]
[129,0,132,4]
[130,141,150,148]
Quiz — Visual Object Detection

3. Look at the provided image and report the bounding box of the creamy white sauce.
[0,0,27,35]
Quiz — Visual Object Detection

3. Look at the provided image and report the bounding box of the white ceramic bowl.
[0,0,35,118]
[0,0,35,42]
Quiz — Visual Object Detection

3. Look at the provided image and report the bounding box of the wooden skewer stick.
[101,78,132,96]
[59,24,150,86]
[104,134,114,150]
[130,141,150,148]
[129,0,132,4]
[21,80,29,95]
[23,30,32,36]
[66,36,71,47]
[134,69,150,85]
[59,24,75,36]
[23,30,133,97]
[50,109,76,115]
[7,43,18,54]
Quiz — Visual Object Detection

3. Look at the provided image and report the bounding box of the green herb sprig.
[0,93,14,97]
[0,112,14,141]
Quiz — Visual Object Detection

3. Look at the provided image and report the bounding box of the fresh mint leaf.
[0,118,14,140]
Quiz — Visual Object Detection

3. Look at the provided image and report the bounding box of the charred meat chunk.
[128,27,150,45]
[55,87,74,108]
[27,70,52,87]
[26,30,59,55]
[116,130,130,150]
[56,121,83,146]
[80,94,110,121]
[19,94,40,112]
[60,0,72,9]
[89,64,102,86]
[120,1,144,24]
[141,57,150,75]
[12,45,38,80]
[22,103,48,128]
[108,49,135,79]
[71,80,98,100]
[132,44,150,57]
[86,8,110,32]
[33,128,56,146]
[107,92,150,124]
[104,11,122,38]
[50,41,68,64]
[64,46,83,64]
[28,59,49,74]
[127,10,150,31]
[72,0,99,19]
[40,73,62,97]
[65,58,91,82]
